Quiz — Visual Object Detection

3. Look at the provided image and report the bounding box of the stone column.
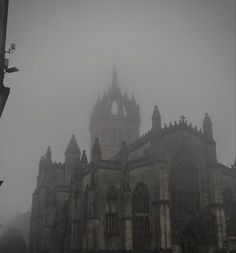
[120,141,133,251]
[210,164,226,249]
[71,201,82,253]
[158,160,172,251]
[86,186,100,251]
[123,187,133,251]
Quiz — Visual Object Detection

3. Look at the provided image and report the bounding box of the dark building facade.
[0,0,8,84]
[0,0,10,118]
[29,67,236,253]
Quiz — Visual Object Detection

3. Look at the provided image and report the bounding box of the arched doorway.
[181,229,199,253]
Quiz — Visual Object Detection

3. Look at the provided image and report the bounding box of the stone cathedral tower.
[89,65,140,159]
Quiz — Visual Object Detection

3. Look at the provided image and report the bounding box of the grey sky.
[0,0,235,223]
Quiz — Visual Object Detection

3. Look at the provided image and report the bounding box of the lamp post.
[0,1,18,193]
[0,0,18,118]
[0,0,10,118]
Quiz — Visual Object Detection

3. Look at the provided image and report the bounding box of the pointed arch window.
[133,183,150,232]
[105,186,119,233]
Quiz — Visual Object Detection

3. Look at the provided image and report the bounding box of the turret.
[91,138,101,186]
[37,146,52,187]
[152,105,161,132]
[81,150,88,171]
[65,134,81,157]
[45,146,51,161]
[81,150,88,165]
[203,113,217,162]
[89,64,140,160]
[64,135,81,185]
[203,113,213,140]
[150,106,165,155]
[120,140,128,163]
[92,138,101,163]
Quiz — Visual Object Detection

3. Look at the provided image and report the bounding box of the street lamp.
[5,66,19,73]
[0,53,19,118]
[0,63,19,118]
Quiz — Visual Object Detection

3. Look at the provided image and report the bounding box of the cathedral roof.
[112,115,214,161]
[65,135,81,156]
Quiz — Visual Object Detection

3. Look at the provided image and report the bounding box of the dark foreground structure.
[29,67,236,253]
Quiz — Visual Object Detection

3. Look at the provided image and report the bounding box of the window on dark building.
[170,146,200,217]
[105,186,119,233]
[133,183,150,232]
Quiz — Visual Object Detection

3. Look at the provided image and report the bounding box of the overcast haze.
[0,0,235,223]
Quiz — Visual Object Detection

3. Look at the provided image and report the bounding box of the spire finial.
[92,138,102,161]
[112,61,118,88]
[45,145,51,160]
[81,150,88,165]
[152,105,161,132]
[203,112,212,126]
[65,134,81,156]
[203,112,213,139]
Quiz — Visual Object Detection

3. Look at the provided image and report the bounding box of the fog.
[0,0,235,223]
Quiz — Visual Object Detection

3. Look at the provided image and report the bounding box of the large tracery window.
[133,183,150,232]
[105,186,119,233]
[170,146,200,217]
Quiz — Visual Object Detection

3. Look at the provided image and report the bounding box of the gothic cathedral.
[29,66,236,253]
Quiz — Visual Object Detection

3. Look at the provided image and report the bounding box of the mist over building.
[29,67,236,253]
[0,1,235,253]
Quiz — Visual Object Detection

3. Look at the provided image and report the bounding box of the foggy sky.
[0,0,235,223]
